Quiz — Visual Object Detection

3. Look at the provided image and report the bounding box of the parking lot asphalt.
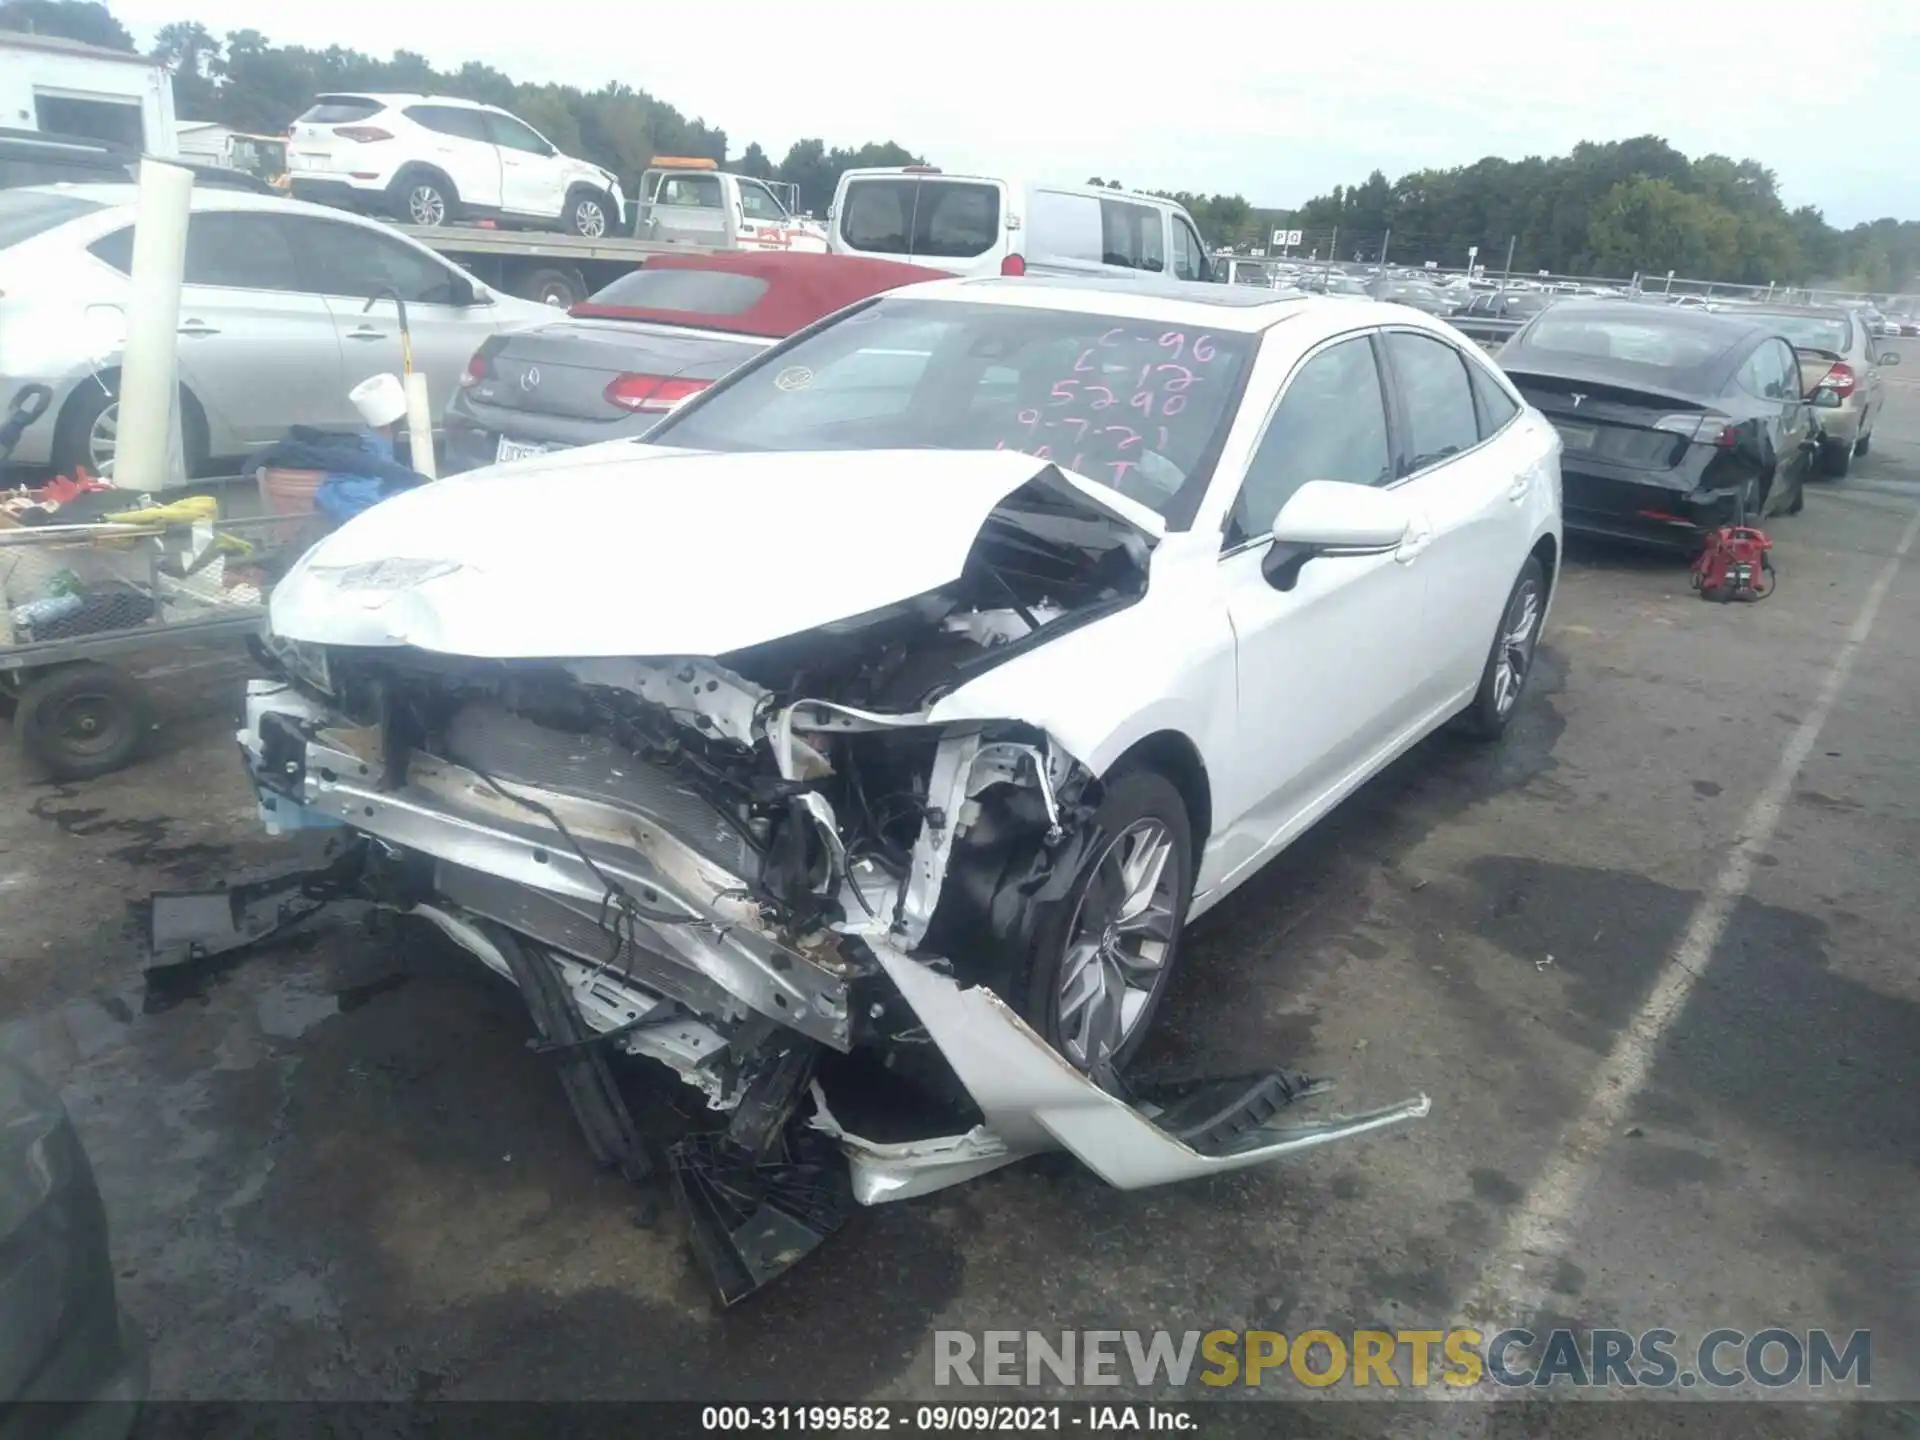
[2,385,1917,1429]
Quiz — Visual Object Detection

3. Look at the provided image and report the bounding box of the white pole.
[403,371,437,480]
[113,159,194,491]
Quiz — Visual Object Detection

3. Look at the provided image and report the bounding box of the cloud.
[113,0,1920,223]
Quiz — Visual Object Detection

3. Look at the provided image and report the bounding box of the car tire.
[1460,555,1547,742]
[391,170,457,227]
[15,661,152,780]
[520,266,586,307]
[1819,438,1853,478]
[50,376,208,480]
[1014,767,1194,1082]
[564,188,611,238]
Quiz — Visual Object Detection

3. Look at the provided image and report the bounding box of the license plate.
[1555,422,1598,451]
[294,152,332,172]
[496,435,553,463]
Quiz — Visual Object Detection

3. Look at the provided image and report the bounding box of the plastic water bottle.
[11,592,84,629]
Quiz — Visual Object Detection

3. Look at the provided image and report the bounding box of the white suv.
[287,94,626,237]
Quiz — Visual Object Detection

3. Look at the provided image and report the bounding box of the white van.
[828,167,1214,282]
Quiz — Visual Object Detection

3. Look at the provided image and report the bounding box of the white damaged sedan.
[222,275,1562,1298]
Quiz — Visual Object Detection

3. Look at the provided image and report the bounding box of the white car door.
[403,105,502,212]
[291,215,510,433]
[153,210,347,445]
[1211,331,1434,883]
[487,113,567,221]
[1378,328,1540,702]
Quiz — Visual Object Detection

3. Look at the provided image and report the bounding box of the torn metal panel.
[807,1084,1020,1205]
[299,747,856,1050]
[867,939,1431,1190]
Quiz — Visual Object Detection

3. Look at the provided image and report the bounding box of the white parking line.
[1461,495,1920,1342]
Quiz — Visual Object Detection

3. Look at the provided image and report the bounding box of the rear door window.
[1466,359,1521,438]
[404,105,492,142]
[839,178,999,260]
[1384,330,1481,472]
[292,218,465,304]
[183,212,306,292]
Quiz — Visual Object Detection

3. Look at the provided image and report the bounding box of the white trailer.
[0,30,177,155]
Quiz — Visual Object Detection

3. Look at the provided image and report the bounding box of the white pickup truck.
[635,160,828,252]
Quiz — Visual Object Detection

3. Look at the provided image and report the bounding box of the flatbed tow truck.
[394,157,829,307]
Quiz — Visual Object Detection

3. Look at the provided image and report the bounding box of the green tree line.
[7,0,1916,289]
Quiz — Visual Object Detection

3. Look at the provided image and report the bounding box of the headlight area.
[159,642,1426,1306]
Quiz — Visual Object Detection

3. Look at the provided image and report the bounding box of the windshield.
[1748,312,1851,353]
[0,190,104,250]
[650,296,1255,521]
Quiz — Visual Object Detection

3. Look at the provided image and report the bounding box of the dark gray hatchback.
[443,251,948,473]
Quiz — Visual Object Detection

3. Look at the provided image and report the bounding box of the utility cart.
[0,510,315,778]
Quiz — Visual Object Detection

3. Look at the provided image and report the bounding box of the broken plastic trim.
[862,938,1432,1191]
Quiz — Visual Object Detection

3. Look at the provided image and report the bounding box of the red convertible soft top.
[567,251,949,338]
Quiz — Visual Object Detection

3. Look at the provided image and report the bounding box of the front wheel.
[565,190,611,238]
[1018,769,1193,1079]
[1460,556,1547,741]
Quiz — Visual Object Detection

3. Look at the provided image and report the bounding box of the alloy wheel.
[574,199,607,237]
[1492,579,1541,717]
[1056,818,1180,1069]
[88,403,118,474]
[409,185,447,226]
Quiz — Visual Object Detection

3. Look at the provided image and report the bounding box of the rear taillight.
[1819,360,1857,398]
[1000,253,1026,277]
[334,126,393,143]
[604,373,711,412]
[1654,414,1737,448]
[461,352,489,388]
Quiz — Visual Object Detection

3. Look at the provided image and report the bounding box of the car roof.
[879,273,1471,340]
[317,92,497,112]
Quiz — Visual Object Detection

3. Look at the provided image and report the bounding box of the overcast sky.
[110,0,1919,226]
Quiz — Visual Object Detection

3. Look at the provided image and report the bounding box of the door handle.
[177,321,219,337]
[1394,522,1434,564]
[346,326,386,341]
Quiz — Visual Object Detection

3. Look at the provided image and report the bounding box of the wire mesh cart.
[0,511,319,779]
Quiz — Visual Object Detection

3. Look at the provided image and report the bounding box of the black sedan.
[1499,301,1820,550]
[0,1056,146,1428]
[443,251,947,473]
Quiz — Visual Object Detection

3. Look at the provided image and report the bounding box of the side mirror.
[1881,351,1900,366]
[448,275,480,307]
[1263,480,1415,591]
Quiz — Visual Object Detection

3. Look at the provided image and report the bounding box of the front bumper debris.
[168,675,1432,1303]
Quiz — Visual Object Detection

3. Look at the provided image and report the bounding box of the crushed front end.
[183,457,1430,1301]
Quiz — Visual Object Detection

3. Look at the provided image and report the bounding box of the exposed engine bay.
[154,462,1430,1304]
